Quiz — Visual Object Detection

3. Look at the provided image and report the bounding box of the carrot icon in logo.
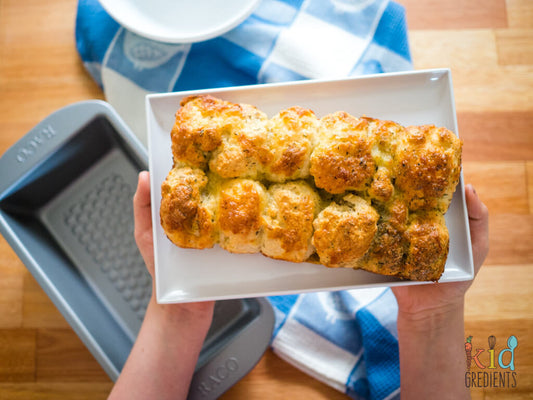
[464,335,518,388]
[465,336,473,370]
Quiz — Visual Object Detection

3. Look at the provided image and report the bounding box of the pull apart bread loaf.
[160,95,463,281]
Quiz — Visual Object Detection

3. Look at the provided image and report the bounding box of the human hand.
[133,171,215,320]
[392,185,486,399]
[109,171,215,400]
[392,184,489,318]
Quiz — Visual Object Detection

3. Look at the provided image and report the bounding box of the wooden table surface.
[0,0,531,399]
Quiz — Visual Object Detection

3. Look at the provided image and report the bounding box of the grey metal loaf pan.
[0,100,274,399]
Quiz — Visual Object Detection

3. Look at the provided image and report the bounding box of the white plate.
[99,0,260,43]
[147,69,474,304]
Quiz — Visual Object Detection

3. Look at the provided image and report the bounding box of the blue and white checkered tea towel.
[76,1,411,398]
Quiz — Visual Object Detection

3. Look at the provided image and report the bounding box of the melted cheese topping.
[160,95,463,281]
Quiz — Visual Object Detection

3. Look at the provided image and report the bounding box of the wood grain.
[486,214,533,265]
[0,329,36,382]
[484,391,533,400]
[0,383,112,400]
[462,161,529,215]
[0,245,24,329]
[464,320,532,398]
[408,30,499,70]
[496,29,533,65]
[22,272,70,329]
[526,161,533,214]
[0,0,532,398]
[465,265,533,321]
[465,265,533,397]
[448,66,532,113]
[36,329,109,383]
[506,0,533,29]
[398,0,508,30]
[458,111,533,162]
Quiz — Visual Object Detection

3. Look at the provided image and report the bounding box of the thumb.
[133,171,155,274]
[465,184,489,274]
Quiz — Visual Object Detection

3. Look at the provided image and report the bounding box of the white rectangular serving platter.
[147,68,474,304]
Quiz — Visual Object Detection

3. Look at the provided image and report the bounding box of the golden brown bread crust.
[402,212,449,281]
[161,94,463,281]
[262,181,321,262]
[310,112,375,194]
[160,167,217,249]
[312,194,379,267]
[264,107,318,182]
[218,179,266,253]
[394,125,462,212]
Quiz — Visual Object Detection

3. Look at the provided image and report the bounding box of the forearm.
[109,297,213,400]
[396,303,470,400]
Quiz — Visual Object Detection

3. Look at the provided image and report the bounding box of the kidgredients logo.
[464,335,518,388]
